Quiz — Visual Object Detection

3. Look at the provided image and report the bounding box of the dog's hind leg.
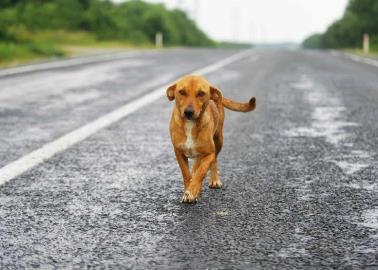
[213,130,223,156]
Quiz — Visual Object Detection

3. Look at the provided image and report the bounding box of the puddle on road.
[213,70,241,83]
[41,89,104,110]
[277,244,308,258]
[277,226,312,258]
[359,207,378,230]
[289,75,314,91]
[342,181,378,191]
[286,74,373,177]
[281,73,378,262]
[333,150,372,175]
[0,59,153,103]
[335,161,369,175]
[285,74,378,252]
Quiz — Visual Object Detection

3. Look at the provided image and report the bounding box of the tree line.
[0,0,214,47]
[302,0,378,50]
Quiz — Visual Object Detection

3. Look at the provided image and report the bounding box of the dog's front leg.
[182,153,215,203]
[174,149,191,190]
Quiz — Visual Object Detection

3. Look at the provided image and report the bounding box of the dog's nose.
[184,107,194,119]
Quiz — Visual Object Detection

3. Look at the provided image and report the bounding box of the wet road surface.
[0,49,377,269]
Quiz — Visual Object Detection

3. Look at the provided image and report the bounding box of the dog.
[166,75,256,203]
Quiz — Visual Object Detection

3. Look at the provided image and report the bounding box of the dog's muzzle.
[184,106,195,120]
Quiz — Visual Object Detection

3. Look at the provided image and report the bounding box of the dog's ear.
[166,84,176,101]
[210,86,223,102]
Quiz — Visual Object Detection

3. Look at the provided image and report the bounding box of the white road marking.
[0,51,145,78]
[0,50,252,186]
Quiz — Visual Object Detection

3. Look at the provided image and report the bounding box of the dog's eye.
[179,89,187,96]
[197,91,205,97]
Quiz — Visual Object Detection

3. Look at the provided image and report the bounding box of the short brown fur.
[167,75,256,203]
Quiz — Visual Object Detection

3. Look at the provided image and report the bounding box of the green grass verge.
[1,30,246,68]
[216,41,253,49]
[0,42,63,67]
[0,30,152,68]
[344,48,378,58]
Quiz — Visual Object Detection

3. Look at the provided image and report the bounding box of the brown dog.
[167,75,256,203]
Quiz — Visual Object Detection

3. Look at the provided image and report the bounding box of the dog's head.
[166,75,222,120]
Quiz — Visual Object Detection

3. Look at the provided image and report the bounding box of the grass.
[40,30,153,57]
[216,41,253,49]
[0,41,63,67]
[0,30,153,68]
[344,47,378,58]
[0,29,256,68]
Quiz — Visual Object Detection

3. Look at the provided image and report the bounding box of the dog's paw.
[209,180,223,189]
[181,191,197,204]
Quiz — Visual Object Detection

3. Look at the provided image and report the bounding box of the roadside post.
[363,33,369,54]
[155,32,163,48]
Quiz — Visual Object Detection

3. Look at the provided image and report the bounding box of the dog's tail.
[222,96,256,112]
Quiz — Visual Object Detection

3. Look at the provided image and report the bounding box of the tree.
[302,34,323,48]
[0,0,214,46]
[302,0,378,49]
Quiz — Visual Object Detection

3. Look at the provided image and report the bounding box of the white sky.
[115,0,349,43]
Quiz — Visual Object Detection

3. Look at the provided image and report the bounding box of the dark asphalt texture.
[0,49,377,269]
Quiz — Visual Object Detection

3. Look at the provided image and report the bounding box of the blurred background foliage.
[303,0,378,52]
[0,0,216,65]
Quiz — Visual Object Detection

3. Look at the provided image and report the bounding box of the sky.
[116,0,349,44]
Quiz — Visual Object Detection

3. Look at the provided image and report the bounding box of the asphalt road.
[0,48,377,269]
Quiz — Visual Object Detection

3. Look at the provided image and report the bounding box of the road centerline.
[0,50,252,186]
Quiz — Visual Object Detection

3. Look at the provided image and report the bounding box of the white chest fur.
[184,121,198,158]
